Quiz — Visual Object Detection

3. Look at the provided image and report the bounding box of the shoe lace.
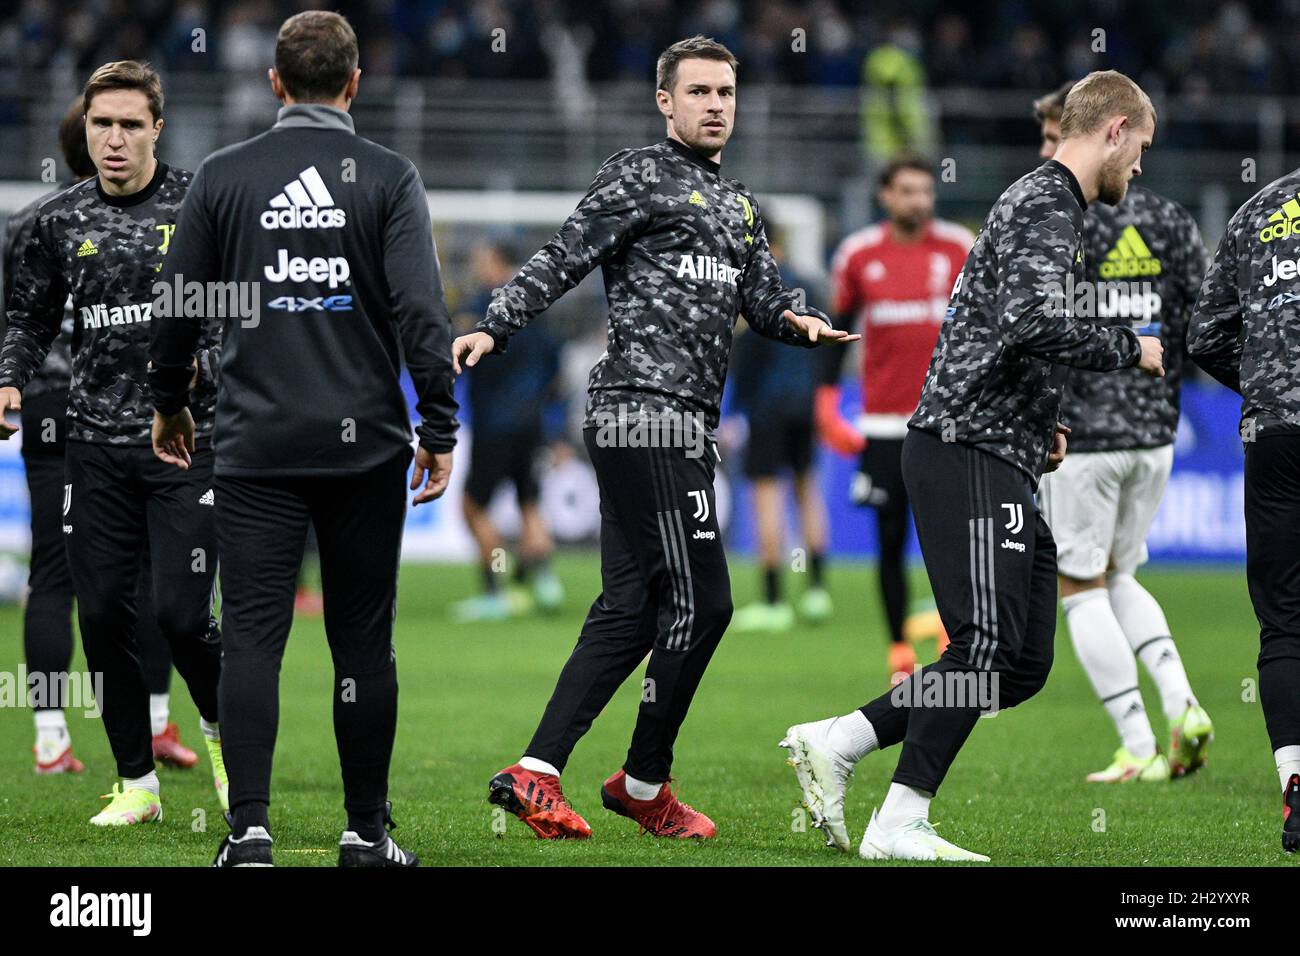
[98,782,124,803]
[639,779,688,835]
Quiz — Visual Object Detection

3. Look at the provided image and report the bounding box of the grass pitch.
[0,555,1287,866]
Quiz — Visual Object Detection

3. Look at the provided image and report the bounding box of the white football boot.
[780,718,855,852]
[859,809,990,862]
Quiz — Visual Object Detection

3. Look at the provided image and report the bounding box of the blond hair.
[1059,70,1154,139]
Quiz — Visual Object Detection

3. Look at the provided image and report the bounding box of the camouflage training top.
[0,163,217,445]
[1189,167,1300,438]
[1061,185,1206,452]
[475,138,829,431]
[909,160,1143,485]
[2,187,73,401]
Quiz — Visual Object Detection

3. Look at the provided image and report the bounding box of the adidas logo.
[688,190,707,207]
[1261,193,1300,243]
[76,239,98,257]
[1100,225,1161,278]
[260,166,346,230]
[198,489,214,506]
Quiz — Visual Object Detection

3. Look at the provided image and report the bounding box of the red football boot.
[34,744,85,775]
[600,770,716,838]
[152,722,199,769]
[487,763,592,839]
[1284,773,1300,853]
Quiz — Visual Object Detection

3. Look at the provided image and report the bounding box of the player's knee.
[696,588,733,635]
[152,600,208,643]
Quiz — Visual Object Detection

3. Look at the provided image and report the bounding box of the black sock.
[514,555,530,584]
[764,567,780,605]
[232,801,270,838]
[482,562,499,594]
[809,551,825,588]
[347,809,386,843]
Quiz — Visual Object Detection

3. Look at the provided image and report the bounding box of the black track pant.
[23,394,181,712]
[1245,432,1300,753]
[64,440,221,778]
[858,429,1057,794]
[525,429,733,783]
[215,449,410,818]
[856,437,909,643]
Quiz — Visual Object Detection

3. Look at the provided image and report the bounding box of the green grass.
[0,554,1288,866]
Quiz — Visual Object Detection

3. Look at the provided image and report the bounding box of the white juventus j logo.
[1001,503,1024,535]
[688,489,710,522]
[63,484,72,516]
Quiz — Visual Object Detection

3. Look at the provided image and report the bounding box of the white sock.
[518,756,560,777]
[125,771,160,796]
[1108,573,1196,720]
[34,709,68,739]
[876,782,931,831]
[827,711,878,763]
[1102,690,1157,760]
[623,772,662,800]
[34,711,70,758]
[1062,588,1156,758]
[149,693,170,737]
[199,718,220,742]
[1276,745,1300,792]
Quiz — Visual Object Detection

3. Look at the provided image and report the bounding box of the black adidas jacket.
[150,104,458,476]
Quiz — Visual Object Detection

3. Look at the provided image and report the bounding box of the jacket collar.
[273,104,355,133]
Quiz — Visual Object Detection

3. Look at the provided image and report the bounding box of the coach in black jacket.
[149,10,457,868]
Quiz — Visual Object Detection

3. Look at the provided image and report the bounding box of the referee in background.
[1189,166,1300,853]
[149,10,458,867]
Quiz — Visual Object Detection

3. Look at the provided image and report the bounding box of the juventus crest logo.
[688,489,710,522]
[1001,502,1023,534]
[63,484,72,517]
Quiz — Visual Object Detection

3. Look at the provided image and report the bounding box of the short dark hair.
[59,96,95,179]
[1033,80,1076,123]
[656,35,738,93]
[83,60,163,122]
[878,154,934,188]
[274,11,359,102]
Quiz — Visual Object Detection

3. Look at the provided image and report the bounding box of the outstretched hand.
[783,310,860,345]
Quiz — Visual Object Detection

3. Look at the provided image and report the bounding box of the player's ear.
[268,68,283,102]
[1107,114,1127,146]
[153,117,164,144]
[345,69,360,103]
[655,88,672,120]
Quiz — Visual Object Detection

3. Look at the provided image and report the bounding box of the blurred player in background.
[451,238,565,623]
[1189,166,1300,853]
[822,156,972,681]
[2,98,96,776]
[1034,81,1213,785]
[783,71,1164,861]
[729,238,833,633]
[458,36,856,841]
[0,65,225,824]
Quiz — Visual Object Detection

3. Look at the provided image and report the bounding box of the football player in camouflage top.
[1033,81,1214,786]
[0,62,225,827]
[459,36,857,841]
[782,71,1164,861]
[1189,164,1300,853]
[2,97,209,780]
